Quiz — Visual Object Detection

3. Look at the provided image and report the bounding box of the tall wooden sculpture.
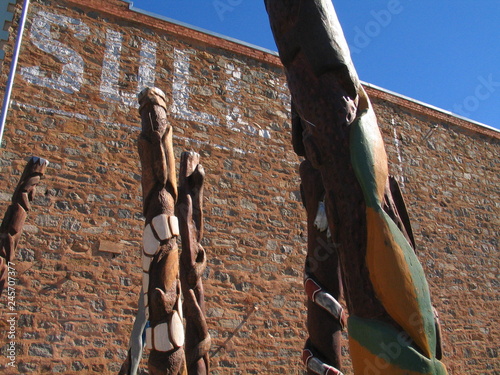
[0,157,48,296]
[300,156,345,375]
[177,151,211,375]
[265,1,447,374]
[137,87,185,375]
[120,90,211,375]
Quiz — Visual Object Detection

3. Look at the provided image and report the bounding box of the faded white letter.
[21,10,89,93]
[100,29,157,107]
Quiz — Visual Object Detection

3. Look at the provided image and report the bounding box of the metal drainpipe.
[0,0,30,148]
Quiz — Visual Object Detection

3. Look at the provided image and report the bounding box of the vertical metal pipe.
[0,0,30,148]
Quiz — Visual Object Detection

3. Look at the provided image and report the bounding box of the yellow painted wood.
[365,206,431,357]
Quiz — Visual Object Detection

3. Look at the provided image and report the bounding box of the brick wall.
[0,0,498,374]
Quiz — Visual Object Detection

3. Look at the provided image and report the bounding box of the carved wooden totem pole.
[121,89,211,375]
[265,1,447,374]
[137,87,185,374]
[177,151,211,375]
[0,157,48,296]
[299,153,345,375]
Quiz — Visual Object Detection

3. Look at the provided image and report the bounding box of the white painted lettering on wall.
[225,62,244,131]
[21,10,89,94]
[100,29,157,107]
[20,9,271,138]
[224,63,270,138]
[171,48,219,125]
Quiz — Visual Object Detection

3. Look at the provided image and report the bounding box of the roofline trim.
[97,1,499,138]
[124,0,279,57]
[124,1,498,136]
[362,81,499,134]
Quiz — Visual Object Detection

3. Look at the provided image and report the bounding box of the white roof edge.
[361,81,499,134]
[124,0,279,57]
[125,1,497,135]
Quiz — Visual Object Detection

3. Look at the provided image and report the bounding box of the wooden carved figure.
[0,156,48,296]
[265,1,447,374]
[300,157,345,375]
[177,151,211,375]
[137,87,185,375]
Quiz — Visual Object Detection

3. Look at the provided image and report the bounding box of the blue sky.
[130,0,500,130]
